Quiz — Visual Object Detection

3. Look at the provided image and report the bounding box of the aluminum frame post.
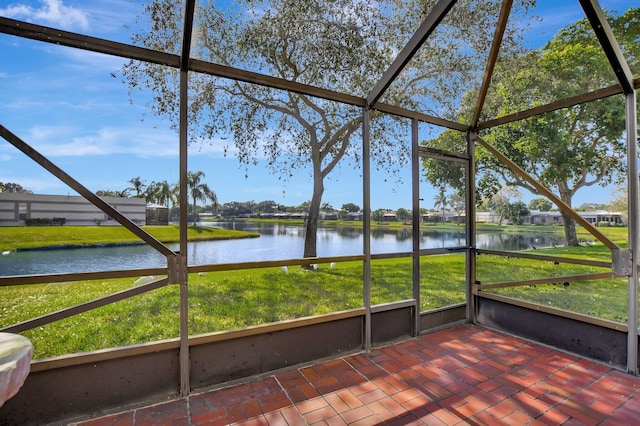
[466,132,477,323]
[625,91,638,375]
[362,107,372,350]
[411,118,421,336]
[178,69,190,396]
[178,0,195,396]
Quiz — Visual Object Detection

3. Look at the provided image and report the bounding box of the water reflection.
[0,221,563,276]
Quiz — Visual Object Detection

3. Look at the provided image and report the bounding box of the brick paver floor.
[73,324,640,425]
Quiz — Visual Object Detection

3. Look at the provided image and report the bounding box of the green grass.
[0,225,633,359]
[1,256,464,359]
[0,225,258,251]
[475,234,630,323]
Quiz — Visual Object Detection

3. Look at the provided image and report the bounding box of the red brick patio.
[73,324,640,425]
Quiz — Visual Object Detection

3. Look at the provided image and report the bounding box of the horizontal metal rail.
[420,246,469,256]
[373,103,469,132]
[1,277,169,333]
[370,251,414,260]
[190,58,364,108]
[189,308,367,346]
[478,291,627,332]
[369,247,469,260]
[0,17,179,67]
[0,268,169,287]
[475,271,614,290]
[371,299,416,313]
[31,338,181,373]
[478,78,640,130]
[477,249,612,268]
[187,254,365,273]
[418,146,470,162]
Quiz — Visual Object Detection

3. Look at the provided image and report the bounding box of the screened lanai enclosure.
[0,0,639,424]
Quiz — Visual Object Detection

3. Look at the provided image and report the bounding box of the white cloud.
[11,125,229,159]
[61,49,127,73]
[0,175,61,192]
[1,0,89,31]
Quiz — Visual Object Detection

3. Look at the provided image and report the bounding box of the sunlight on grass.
[189,266,364,334]
[22,286,181,358]
[421,254,466,311]
[371,258,412,304]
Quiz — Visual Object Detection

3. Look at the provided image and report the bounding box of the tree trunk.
[303,172,324,261]
[192,195,197,226]
[560,210,580,246]
[559,191,580,246]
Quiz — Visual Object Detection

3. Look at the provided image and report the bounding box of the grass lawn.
[0,223,632,359]
[1,256,466,359]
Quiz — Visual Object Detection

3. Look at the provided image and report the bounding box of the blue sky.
[0,0,633,211]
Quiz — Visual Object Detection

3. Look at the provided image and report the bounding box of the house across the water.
[0,193,147,226]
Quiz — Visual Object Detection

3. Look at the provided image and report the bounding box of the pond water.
[0,222,563,276]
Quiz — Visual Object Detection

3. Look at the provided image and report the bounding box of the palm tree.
[128,176,146,198]
[321,202,334,212]
[144,181,159,204]
[187,171,217,225]
[155,180,172,209]
[433,187,448,224]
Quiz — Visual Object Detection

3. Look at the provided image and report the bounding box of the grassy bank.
[213,217,629,241]
[0,224,631,359]
[0,225,258,252]
[211,217,575,234]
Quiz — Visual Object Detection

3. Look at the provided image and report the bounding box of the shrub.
[24,217,66,226]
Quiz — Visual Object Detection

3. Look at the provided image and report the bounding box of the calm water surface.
[0,222,563,276]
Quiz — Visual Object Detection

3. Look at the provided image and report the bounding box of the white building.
[0,193,146,226]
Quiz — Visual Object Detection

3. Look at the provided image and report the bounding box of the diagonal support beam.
[366,0,458,108]
[1,277,170,334]
[0,125,175,258]
[475,135,619,250]
[472,0,513,128]
[579,0,635,94]
[181,0,196,71]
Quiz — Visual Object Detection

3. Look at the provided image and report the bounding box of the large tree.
[485,7,638,245]
[123,0,533,258]
[426,7,639,246]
